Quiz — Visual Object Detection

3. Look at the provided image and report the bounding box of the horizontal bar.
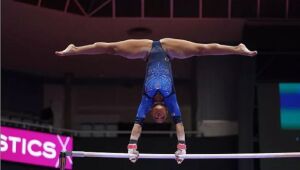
[1,118,201,136]
[69,151,300,159]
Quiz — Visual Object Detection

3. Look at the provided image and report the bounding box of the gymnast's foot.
[55,44,76,56]
[237,43,257,57]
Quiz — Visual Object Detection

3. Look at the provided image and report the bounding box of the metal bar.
[37,0,42,7]
[112,0,116,18]
[59,152,66,170]
[285,0,289,18]
[1,118,202,136]
[199,0,202,18]
[228,0,232,18]
[73,0,88,16]
[141,0,145,18]
[257,0,260,18]
[64,0,71,13]
[70,151,300,159]
[170,0,174,18]
[87,0,112,17]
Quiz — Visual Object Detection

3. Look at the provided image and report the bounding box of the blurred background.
[1,0,300,170]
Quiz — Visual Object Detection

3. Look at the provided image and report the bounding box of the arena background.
[1,0,300,170]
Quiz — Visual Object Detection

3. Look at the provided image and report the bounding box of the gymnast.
[55,38,257,164]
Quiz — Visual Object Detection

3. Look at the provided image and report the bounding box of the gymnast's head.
[151,93,168,124]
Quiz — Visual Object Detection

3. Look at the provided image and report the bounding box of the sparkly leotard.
[135,41,182,124]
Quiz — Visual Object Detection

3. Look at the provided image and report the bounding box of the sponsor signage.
[1,126,73,169]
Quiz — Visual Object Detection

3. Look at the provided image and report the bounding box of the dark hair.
[151,103,169,114]
[152,101,166,107]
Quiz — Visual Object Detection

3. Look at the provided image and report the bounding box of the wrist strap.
[128,144,137,149]
[177,143,186,150]
[129,139,138,144]
[178,140,185,144]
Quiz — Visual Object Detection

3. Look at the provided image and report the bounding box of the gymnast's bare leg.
[55,38,257,59]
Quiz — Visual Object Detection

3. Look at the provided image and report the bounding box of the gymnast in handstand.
[56,38,257,164]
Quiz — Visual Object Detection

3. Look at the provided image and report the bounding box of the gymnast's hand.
[175,143,186,164]
[127,144,139,163]
[55,44,76,56]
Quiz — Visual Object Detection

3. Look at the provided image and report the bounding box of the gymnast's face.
[151,93,167,123]
[151,104,168,124]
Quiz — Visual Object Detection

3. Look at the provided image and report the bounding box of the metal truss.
[20,0,295,19]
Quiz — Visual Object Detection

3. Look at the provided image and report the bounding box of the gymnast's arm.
[175,122,186,143]
[127,123,142,163]
[127,94,152,162]
[130,123,142,141]
[160,38,257,59]
[55,39,153,59]
[174,122,186,164]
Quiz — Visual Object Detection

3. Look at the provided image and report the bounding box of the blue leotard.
[135,41,182,124]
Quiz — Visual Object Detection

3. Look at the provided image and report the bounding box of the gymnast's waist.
[143,89,175,99]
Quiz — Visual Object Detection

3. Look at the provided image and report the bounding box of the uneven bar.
[70,151,300,159]
[59,151,300,170]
